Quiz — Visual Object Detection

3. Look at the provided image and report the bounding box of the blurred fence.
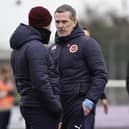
[96,80,129,129]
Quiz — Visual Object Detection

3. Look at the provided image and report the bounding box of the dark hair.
[83,26,90,32]
[55,4,76,20]
[83,26,91,36]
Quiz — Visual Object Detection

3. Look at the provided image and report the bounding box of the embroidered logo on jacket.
[69,44,78,53]
[51,45,56,51]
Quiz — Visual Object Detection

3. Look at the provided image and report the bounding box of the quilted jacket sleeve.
[26,41,62,115]
[83,38,108,103]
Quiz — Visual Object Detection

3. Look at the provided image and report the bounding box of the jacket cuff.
[82,98,94,110]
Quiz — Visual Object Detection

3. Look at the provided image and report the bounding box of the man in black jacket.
[9,6,62,129]
[50,4,108,129]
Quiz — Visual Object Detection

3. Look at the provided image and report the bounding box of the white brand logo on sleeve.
[51,45,56,51]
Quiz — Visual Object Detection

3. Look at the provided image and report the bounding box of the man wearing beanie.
[9,6,62,129]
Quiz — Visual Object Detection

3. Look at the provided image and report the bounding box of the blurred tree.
[16,0,22,6]
[80,5,129,79]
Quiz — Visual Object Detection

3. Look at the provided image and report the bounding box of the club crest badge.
[69,44,78,53]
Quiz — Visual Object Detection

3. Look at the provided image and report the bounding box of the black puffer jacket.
[49,24,108,103]
[10,23,62,115]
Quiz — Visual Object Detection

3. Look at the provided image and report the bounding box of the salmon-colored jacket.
[0,80,14,110]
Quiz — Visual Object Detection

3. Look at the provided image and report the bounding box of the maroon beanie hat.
[29,6,52,27]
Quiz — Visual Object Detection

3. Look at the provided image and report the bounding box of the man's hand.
[101,99,109,114]
[82,98,94,116]
[82,103,91,116]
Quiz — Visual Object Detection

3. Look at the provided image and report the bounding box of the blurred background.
[0,0,129,129]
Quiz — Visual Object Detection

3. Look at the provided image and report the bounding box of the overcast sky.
[0,0,128,50]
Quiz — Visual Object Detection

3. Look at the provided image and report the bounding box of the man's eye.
[56,21,60,24]
[56,21,68,24]
[62,21,67,24]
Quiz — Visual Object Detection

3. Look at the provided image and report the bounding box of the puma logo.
[74,125,82,129]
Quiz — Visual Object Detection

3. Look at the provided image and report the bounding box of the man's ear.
[74,19,78,26]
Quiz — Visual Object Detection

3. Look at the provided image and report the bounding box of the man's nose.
[58,22,64,27]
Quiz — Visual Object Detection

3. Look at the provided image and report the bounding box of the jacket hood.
[55,23,85,44]
[10,23,42,49]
